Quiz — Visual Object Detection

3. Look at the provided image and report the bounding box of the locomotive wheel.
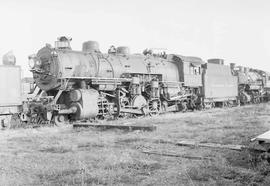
[30,113,47,126]
[149,100,160,116]
[54,115,68,127]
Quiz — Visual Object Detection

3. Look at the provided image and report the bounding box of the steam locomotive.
[23,36,270,125]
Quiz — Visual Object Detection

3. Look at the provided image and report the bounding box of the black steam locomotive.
[23,36,270,125]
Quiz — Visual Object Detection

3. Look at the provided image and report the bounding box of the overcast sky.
[0,0,269,76]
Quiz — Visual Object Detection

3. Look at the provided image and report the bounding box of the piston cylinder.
[69,90,82,102]
[70,89,99,119]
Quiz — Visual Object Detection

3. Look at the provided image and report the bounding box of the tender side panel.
[203,63,238,101]
[0,65,21,106]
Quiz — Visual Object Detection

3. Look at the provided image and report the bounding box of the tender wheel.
[204,102,215,109]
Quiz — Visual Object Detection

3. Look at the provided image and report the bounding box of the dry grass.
[1,104,270,185]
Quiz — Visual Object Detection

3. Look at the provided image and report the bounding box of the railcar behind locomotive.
[0,52,22,128]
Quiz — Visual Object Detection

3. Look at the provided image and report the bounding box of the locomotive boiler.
[27,37,204,124]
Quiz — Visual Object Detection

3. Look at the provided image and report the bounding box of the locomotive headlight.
[28,54,37,69]
[28,58,35,69]
[35,59,41,66]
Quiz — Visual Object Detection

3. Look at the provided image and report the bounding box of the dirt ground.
[1,104,270,186]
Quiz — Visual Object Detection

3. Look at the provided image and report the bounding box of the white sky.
[0,0,269,77]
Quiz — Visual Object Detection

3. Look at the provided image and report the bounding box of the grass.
[1,104,270,185]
